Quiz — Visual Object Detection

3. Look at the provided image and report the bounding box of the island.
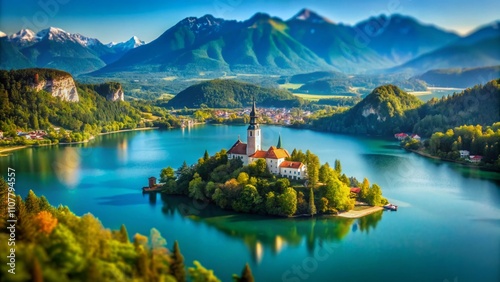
[157,102,389,218]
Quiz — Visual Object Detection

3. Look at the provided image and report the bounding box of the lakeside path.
[0,145,29,154]
[337,206,383,218]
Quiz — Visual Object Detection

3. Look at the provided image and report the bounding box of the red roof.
[470,155,483,160]
[279,161,303,169]
[350,187,361,193]
[250,150,268,158]
[395,133,408,137]
[227,140,247,155]
[264,146,290,159]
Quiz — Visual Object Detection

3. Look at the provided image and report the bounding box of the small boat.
[383,204,398,211]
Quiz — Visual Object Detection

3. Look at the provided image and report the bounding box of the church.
[227,102,307,180]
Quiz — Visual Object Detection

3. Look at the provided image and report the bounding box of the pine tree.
[25,190,40,214]
[233,263,255,282]
[119,224,129,243]
[203,150,210,161]
[170,241,186,282]
[334,159,342,174]
[308,187,317,216]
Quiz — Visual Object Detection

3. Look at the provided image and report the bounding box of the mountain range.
[1,9,499,77]
[0,27,144,75]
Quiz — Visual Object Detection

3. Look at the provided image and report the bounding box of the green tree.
[170,241,186,282]
[119,224,129,243]
[318,162,332,183]
[322,178,354,211]
[308,187,317,216]
[359,178,370,201]
[160,166,176,182]
[334,159,342,174]
[203,150,210,161]
[277,188,298,216]
[188,173,206,201]
[189,261,221,282]
[366,184,383,206]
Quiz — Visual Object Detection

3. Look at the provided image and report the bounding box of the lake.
[1,125,499,281]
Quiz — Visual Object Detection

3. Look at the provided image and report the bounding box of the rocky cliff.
[106,86,124,101]
[32,75,79,102]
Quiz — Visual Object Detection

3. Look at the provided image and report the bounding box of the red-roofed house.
[469,155,483,163]
[394,133,408,140]
[279,161,306,180]
[227,101,306,179]
[350,187,361,194]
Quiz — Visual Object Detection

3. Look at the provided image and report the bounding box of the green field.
[293,93,353,101]
[278,83,304,90]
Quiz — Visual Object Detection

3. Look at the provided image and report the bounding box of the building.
[410,134,421,141]
[394,133,408,140]
[459,150,470,158]
[227,101,307,180]
[469,155,483,163]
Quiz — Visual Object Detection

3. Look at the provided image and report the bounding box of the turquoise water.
[1,125,499,281]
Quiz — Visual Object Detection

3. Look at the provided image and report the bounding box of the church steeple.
[277,134,282,149]
[246,99,261,156]
[248,99,259,130]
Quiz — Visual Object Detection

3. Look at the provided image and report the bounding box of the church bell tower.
[247,100,261,156]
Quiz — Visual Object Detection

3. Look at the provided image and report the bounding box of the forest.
[160,149,386,217]
[0,179,254,282]
[311,79,500,137]
[423,123,500,169]
[0,69,182,145]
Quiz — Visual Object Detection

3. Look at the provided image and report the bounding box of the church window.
[250,132,252,137]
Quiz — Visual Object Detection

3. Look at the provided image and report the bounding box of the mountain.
[107,36,145,52]
[0,31,6,37]
[415,66,500,88]
[97,10,469,76]
[167,79,302,108]
[391,23,500,74]
[0,28,144,75]
[450,21,500,46]
[354,14,459,64]
[96,13,333,75]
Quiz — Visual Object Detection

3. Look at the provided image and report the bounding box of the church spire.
[248,99,259,130]
[277,134,282,149]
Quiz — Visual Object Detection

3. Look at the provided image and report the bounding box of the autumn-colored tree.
[35,210,58,235]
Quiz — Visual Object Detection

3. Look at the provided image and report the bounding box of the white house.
[459,150,470,158]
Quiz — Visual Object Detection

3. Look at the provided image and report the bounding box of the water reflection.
[160,195,383,262]
[53,147,81,188]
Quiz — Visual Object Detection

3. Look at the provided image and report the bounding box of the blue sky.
[1,0,499,43]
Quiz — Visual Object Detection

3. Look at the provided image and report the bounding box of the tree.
[233,263,254,282]
[31,257,43,282]
[322,178,354,211]
[35,210,58,235]
[366,184,383,206]
[308,187,316,216]
[232,184,262,213]
[25,190,40,214]
[188,173,206,201]
[334,159,342,174]
[237,172,249,185]
[203,150,210,161]
[318,162,332,183]
[305,150,320,188]
[359,178,370,201]
[277,188,298,216]
[189,261,221,282]
[160,167,176,182]
[119,224,129,243]
[170,241,186,282]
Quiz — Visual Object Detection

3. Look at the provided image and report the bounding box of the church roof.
[227,140,247,155]
[279,161,304,169]
[250,146,290,159]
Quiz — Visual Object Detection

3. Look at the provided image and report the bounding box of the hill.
[312,85,423,135]
[0,68,142,136]
[415,66,500,88]
[311,80,500,136]
[167,79,302,108]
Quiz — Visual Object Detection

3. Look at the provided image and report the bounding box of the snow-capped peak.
[0,31,7,38]
[107,36,145,51]
[290,8,334,24]
[9,29,37,43]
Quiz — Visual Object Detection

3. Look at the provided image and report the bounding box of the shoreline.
[336,206,384,218]
[407,148,499,172]
[0,127,159,156]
